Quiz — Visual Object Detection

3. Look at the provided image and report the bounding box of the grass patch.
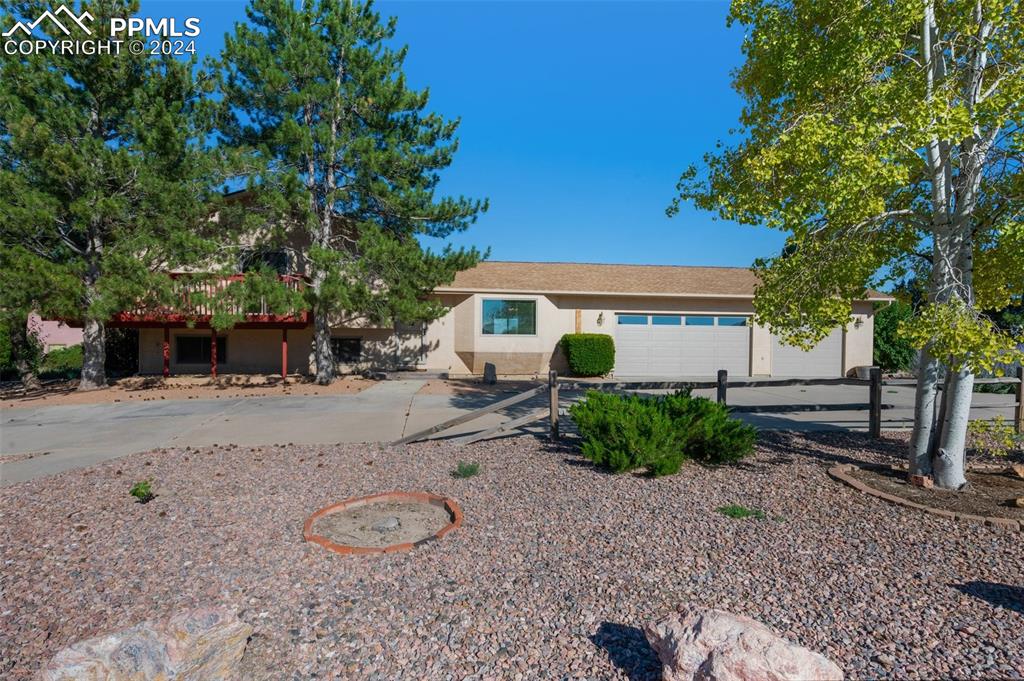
[716,504,766,520]
[451,461,480,479]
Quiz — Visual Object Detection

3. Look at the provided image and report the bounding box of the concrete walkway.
[2,379,1017,485]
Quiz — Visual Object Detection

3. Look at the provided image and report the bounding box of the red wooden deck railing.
[110,273,310,327]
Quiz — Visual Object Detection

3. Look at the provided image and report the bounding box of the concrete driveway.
[2,378,1017,485]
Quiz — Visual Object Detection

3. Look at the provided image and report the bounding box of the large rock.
[645,607,844,681]
[40,607,251,681]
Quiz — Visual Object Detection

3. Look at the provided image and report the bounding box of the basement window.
[482,299,537,335]
[176,336,227,364]
[331,337,362,363]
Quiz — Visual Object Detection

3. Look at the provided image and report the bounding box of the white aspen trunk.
[909,347,940,476]
[933,367,973,489]
[79,316,106,390]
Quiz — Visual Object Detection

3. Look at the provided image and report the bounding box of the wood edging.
[303,491,464,556]
[827,464,1021,532]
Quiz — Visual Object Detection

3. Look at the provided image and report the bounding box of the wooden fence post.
[1015,366,1023,435]
[869,366,882,438]
[716,369,728,405]
[549,370,559,440]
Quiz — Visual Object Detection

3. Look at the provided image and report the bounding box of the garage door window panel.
[685,316,715,326]
[482,299,537,335]
[617,315,648,325]
[717,316,749,327]
[651,315,682,325]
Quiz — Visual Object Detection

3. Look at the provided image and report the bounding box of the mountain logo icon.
[3,5,93,38]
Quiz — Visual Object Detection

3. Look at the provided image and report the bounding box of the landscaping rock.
[645,606,844,681]
[1012,497,1024,508]
[1006,464,1024,480]
[39,607,251,681]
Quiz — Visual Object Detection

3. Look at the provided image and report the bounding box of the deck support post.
[210,328,218,379]
[162,326,170,378]
[281,328,288,380]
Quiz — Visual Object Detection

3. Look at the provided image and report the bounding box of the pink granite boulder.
[645,606,844,681]
[39,607,251,680]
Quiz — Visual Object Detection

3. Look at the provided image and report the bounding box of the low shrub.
[452,461,481,478]
[560,333,615,377]
[129,480,155,504]
[660,392,757,464]
[569,391,683,474]
[568,390,756,476]
[40,345,83,380]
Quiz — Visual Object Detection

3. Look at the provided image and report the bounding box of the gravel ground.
[1,431,1022,680]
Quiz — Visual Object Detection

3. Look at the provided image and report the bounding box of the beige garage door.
[771,328,843,377]
[615,314,750,377]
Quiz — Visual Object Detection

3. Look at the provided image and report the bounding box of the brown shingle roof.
[439,261,892,300]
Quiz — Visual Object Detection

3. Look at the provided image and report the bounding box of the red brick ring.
[303,491,463,555]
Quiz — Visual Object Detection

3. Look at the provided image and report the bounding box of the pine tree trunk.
[313,288,334,386]
[909,348,940,476]
[933,367,973,489]
[79,317,106,390]
[10,318,41,391]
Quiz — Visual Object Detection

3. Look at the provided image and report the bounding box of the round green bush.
[560,333,615,376]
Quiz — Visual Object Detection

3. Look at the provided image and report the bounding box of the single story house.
[124,261,891,379]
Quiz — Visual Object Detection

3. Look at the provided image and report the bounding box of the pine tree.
[219,0,486,385]
[0,0,225,390]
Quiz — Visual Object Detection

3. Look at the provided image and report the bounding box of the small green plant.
[452,461,480,478]
[967,416,1021,457]
[129,480,155,503]
[716,504,767,520]
[560,334,615,377]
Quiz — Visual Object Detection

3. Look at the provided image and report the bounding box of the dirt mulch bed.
[849,465,1024,522]
[0,374,373,410]
[1,431,1022,680]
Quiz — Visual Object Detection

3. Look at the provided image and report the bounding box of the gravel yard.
[1,431,1022,680]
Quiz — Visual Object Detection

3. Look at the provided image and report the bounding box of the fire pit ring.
[303,491,463,555]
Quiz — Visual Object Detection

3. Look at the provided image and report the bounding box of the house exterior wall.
[132,294,877,378]
[420,293,877,378]
[28,313,83,353]
[137,323,423,375]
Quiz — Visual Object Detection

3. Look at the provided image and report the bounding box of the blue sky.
[140,0,787,268]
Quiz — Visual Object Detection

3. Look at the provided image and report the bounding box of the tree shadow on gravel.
[952,581,1024,615]
[755,430,906,467]
[590,622,661,681]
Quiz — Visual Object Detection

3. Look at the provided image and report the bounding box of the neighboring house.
[98,260,891,379]
[28,313,83,353]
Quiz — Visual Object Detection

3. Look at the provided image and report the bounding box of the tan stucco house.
[126,261,890,379]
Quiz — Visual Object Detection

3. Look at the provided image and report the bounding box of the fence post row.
[716,369,728,405]
[549,370,560,440]
[869,366,882,438]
